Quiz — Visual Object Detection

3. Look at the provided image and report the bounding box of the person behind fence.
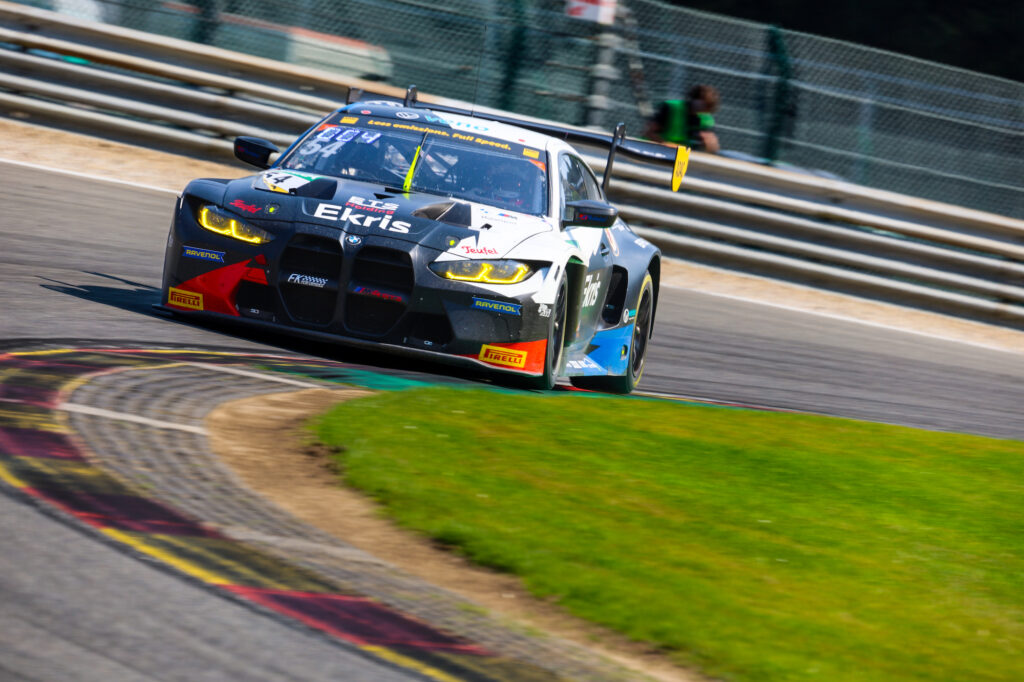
[645,84,721,153]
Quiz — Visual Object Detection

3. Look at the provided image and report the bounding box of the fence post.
[585,30,620,128]
[498,0,528,112]
[761,25,794,163]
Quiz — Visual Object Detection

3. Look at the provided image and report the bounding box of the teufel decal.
[287,273,329,288]
[478,344,527,369]
[460,245,498,256]
[168,287,203,310]
[314,204,410,233]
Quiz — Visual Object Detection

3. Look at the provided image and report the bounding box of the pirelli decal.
[478,344,528,369]
[168,287,203,311]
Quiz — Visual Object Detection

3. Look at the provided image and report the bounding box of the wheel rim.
[630,286,652,379]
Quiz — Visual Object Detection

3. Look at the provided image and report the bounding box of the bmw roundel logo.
[346,235,362,246]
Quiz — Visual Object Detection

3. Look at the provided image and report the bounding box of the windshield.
[280,116,548,215]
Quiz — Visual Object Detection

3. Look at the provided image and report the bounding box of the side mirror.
[234,136,279,169]
[562,199,618,229]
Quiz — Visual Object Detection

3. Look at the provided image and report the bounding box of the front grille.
[345,246,414,337]
[351,247,413,292]
[280,234,342,326]
[281,235,342,279]
[281,285,337,325]
[345,296,404,336]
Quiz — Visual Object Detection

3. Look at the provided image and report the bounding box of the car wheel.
[570,271,654,394]
[522,274,568,390]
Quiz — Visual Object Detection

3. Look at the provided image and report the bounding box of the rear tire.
[570,271,654,394]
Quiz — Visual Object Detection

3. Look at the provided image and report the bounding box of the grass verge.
[314,387,1024,682]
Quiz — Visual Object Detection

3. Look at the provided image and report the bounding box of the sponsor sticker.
[181,246,225,263]
[287,273,329,288]
[395,111,419,119]
[566,356,603,372]
[262,170,318,194]
[353,286,403,303]
[460,245,498,256]
[582,272,602,307]
[314,203,410,233]
[472,297,521,315]
[168,287,203,310]
[230,199,261,213]
[478,344,528,369]
[537,304,551,318]
[522,148,540,159]
[340,116,359,124]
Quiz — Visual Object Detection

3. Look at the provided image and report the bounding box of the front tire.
[522,275,568,390]
[570,271,654,394]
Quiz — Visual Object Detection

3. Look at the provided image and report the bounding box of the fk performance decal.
[0,348,562,682]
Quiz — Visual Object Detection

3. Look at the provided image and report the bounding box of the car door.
[559,153,614,346]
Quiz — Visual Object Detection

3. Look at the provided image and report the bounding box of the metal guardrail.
[2,1,1023,325]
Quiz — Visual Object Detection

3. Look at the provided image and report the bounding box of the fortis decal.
[472,297,521,315]
[181,246,225,263]
[314,203,410,233]
[287,273,329,288]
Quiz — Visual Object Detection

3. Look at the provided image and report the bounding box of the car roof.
[340,101,565,153]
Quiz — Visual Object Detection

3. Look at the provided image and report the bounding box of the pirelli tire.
[570,271,654,394]
[522,274,568,391]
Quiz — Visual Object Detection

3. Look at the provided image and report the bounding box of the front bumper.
[161,214,552,375]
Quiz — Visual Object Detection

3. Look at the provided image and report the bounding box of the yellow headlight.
[429,260,532,284]
[197,205,274,244]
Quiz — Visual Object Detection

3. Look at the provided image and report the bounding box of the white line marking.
[58,403,207,434]
[0,157,178,195]
[188,362,325,388]
[664,283,1024,355]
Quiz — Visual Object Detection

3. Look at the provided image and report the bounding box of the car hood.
[220,170,552,258]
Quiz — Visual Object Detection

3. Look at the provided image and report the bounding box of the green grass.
[314,388,1024,681]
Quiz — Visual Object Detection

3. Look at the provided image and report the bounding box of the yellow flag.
[671,145,691,192]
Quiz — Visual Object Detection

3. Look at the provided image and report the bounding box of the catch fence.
[8,0,1023,218]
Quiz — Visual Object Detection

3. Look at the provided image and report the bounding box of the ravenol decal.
[168,287,203,311]
[472,297,521,315]
[478,344,527,369]
[181,246,225,263]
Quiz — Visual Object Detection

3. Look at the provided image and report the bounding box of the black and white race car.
[160,91,688,392]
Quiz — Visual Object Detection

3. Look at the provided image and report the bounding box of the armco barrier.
[1,1,1023,326]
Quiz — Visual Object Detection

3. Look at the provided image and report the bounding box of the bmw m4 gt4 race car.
[160,92,690,392]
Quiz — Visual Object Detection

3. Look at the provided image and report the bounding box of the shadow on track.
[38,270,524,391]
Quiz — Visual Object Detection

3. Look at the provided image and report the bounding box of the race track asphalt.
[1,159,1022,681]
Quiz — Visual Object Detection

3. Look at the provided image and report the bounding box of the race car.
[160,89,689,392]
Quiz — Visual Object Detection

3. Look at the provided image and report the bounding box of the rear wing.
[396,85,690,193]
